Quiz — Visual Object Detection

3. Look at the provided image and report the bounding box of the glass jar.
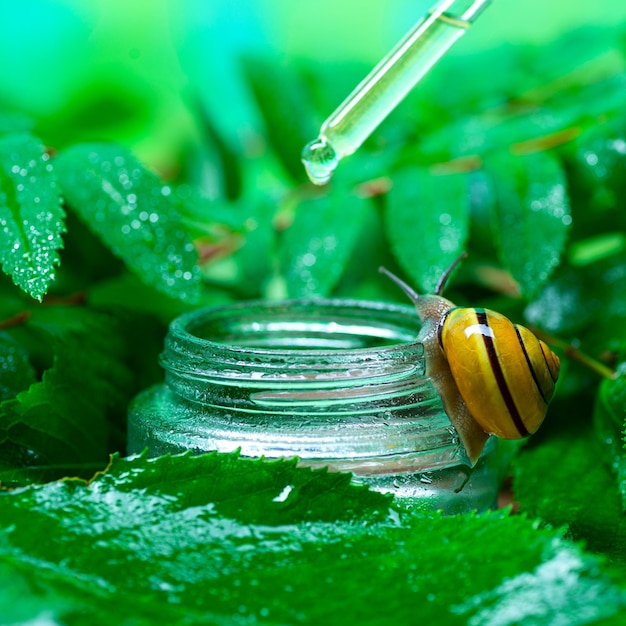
[128,299,499,513]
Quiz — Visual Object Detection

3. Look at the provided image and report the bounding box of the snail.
[380,254,560,465]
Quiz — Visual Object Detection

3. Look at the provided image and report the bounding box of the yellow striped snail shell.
[380,255,560,465]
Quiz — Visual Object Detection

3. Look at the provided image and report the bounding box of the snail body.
[381,257,560,464]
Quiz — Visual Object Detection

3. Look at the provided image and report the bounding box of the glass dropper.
[301,0,493,185]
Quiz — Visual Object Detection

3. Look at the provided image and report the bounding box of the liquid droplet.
[301,137,338,186]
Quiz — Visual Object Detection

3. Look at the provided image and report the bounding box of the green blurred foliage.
[0,0,624,170]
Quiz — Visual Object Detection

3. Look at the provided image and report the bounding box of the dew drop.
[301,137,338,186]
[302,252,316,267]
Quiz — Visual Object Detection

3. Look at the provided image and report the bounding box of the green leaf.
[514,425,626,567]
[486,151,571,298]
[98,452,392,523]
[546,73,626,135]
[240,56,318,181]
[402,64,626,166]
[54,144,201,302]
[333,198,399,300]
[0,111,34,136]
[594,361,626,509]
[526,252,626,356]
[0,562,73,626]
[194,195,277,297]
[385,167,470,293]
[523,263,595,335]
[0,307,135,474]
[0,332,35,402]
[172,184,244,234]
[0,452,624,625]
[0,133,65,300]
[192,101,243,200]
[89,272,232,325]
[280,191,370,298]
[564,114,626,235]
[0,463,103,488]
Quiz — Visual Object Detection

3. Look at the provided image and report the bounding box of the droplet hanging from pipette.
[301,137,339,186]
[301,0,493,185]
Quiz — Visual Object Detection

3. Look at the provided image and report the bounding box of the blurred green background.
[1,0,624,177]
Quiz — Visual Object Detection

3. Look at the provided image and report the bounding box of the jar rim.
[166,298,423,358]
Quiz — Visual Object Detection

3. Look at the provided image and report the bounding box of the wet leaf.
[526,251,626,357]
[523,263,595,335]
[55,144,201,302]
[486,150,571,298]
[385,167,470,293]
[0,133,65,300]
[0,332,35,402]
[594,359,626,510]
[564,114,626,237]
[280,190,370,298]
[514,425,626,568]
[0,307,135,474]
[229,198,277,297]
[0,452,623,625]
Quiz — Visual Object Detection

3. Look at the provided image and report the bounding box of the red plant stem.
[41,291,87,306]
[0,310,31,330]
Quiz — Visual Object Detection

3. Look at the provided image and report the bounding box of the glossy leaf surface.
[281,191,370,297]
[0,332,35,402]
[514,425,626,566]
[0,307,135,473]
[486,151,571,298]
[0,133,64,300]
[386,167,470,293]
[55,144,201,302]
[0,452,624,626]
[594,363,626,510]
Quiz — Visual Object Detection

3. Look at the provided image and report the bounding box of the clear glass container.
[128,299,498,513]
